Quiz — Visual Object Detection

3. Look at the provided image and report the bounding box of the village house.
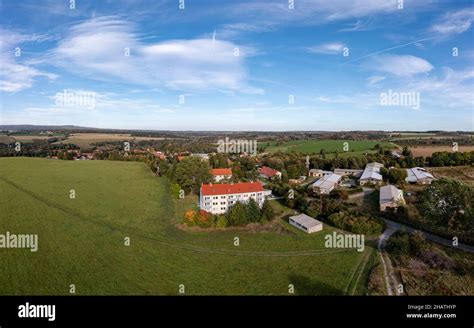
[211,168,232,182]
[152,151,166,160]
[405,167,435,185]
[311,173,342,194]
[289,213,323,234]
[258,166,282,180]
[199,182,272,215]
[334,168,363,178]
[359,162,384,186]
[379,185,406,212]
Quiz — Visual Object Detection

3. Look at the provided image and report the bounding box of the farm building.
[211,168,232,182]
[199,182,271,214]
[311,173,342,194]
[379,185,406,212]
[258,166,282,180]
[289,214,323,233]
[405,167,435,185]
[359,162,384,186]
[308,169,333,178]
[334,168,363,178]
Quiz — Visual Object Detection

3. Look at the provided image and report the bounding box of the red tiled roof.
[201,182,265,196]
[211,168,232,176]
[259,166,280,177]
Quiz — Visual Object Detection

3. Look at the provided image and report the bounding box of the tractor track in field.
[0,176,357,258]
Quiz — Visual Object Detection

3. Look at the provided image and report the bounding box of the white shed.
[289,214,323,233]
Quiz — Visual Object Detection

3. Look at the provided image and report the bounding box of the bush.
[327,211,384,235]
[409,231,428,255]
[386,231,410,257]
[216,215,228,228]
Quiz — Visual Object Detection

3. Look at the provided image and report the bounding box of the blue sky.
[1,0,473,131]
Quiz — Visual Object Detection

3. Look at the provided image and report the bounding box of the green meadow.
[0,157,375,295]
[263,139,395,156]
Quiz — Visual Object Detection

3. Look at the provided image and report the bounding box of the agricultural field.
[0,157,374,295]
[430,166,474,186]
[0,133,65,143]
[264,139,395,156]
[410,146,474,157]
[0,135,15,144]
[54,133,167,148]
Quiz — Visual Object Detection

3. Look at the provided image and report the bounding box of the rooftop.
[406,167,434,182]
[289,214,322,229]
[380,185,403,203]
[201,181,265,196]
[312,173,342,190]
[211,168,232,176]
[259,166,280,178]
[360,162,383,181]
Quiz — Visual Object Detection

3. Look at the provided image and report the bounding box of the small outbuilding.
[288,214,323,234]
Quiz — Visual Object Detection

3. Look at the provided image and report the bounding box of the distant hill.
[0,125,93,131]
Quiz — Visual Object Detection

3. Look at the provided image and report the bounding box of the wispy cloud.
[47,16,262,94]
[365,54,434,77]
[366,75,386,86]
[430,8,474,36]
[306,42,346,55]
[0,28,57,92]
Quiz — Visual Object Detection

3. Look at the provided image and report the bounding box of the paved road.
[348,187,375,199]
[383,218,474,253]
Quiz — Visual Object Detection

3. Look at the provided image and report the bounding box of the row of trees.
[183,199,275,228]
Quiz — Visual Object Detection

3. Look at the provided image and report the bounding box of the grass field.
[54,133,167,148]
[0,157,375,295]
[264,139,395,156]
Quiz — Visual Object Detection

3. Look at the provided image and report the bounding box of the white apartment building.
[199,182,272,214]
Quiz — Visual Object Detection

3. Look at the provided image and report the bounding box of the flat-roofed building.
[405,167,435,185]
[199,182,271,214]
[379,185,405,212]
[289,213,323,233]
[334,168,363,178]
[311,173,342,194]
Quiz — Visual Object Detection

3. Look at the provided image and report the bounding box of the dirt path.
[377,222,401,296]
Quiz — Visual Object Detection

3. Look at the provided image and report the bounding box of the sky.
[0,0,473,131]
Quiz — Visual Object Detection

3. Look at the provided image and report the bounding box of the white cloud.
[0,29,57,93]
[407,67,474,109]
[307,42,346,55]
[430,8,474,35]
[49,16,261,94]
[366,75,386,86]
[366,54,434,77]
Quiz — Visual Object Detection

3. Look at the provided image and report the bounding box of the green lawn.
[264,139,395,156]
[0,157,375,295]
